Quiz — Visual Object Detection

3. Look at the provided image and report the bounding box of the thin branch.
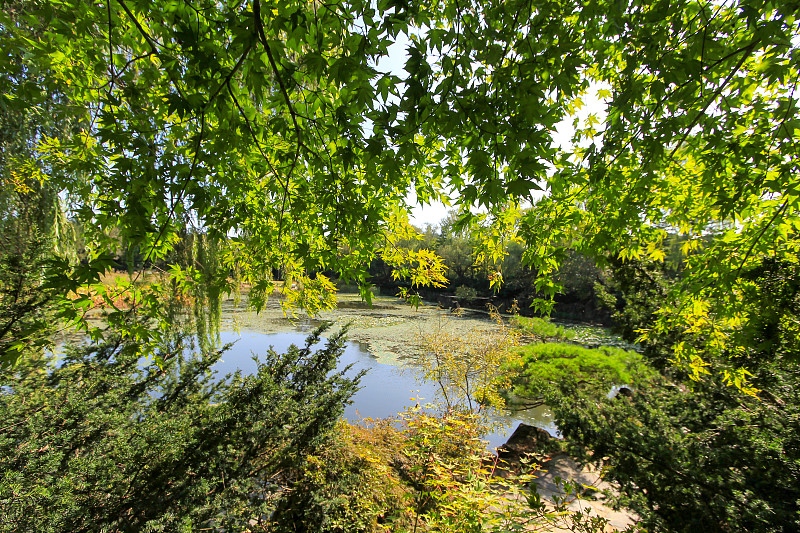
[703,38,762,73]
[96,52,154,91]
[114,0,161,56]
[253,0,300,247]
[669,40,758,159]
[132,109,207,289]
[205,40,254,111]
[733,199,789,279]
[107,0,115,84]
[114,0,188,100]
[225,80,287,193]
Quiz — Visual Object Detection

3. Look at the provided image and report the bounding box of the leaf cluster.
[0,230,57,366]
[271,419,410,533]
[510,316,575,342]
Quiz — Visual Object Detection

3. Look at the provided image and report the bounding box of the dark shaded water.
[210,329,556,450]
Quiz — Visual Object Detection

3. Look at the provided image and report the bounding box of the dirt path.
[529,454,638,531]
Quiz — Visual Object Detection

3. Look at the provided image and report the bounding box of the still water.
[209,329,557,450]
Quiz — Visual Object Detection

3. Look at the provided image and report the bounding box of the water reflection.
[210,330,557,450]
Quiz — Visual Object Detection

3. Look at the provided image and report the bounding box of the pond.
[208,327,556,450]
[53,295,561,450]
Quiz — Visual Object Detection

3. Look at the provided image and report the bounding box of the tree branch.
[669,40,758,159]
[253,0,299,245]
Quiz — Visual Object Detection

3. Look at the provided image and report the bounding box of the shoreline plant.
[409,306,519,418]
[0,324,361,532]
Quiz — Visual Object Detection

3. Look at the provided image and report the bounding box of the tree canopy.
[2,0,799,381]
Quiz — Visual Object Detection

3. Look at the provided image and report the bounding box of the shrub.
[273,405,625,533]
[551,258,800,531]
[397,407,618,533]
[454,285,478,302]
[506,343,654,400]
[272,408,504,533]
[410,310,519,415]
[0,325,360,532]
[551,371,800,532]
[271,419,410,532]
[511,316,575,342]
[399,407,502,532]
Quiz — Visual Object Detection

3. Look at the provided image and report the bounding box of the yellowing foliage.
[409,307,519,418]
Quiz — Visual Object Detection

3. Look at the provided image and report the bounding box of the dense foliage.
[553,371,800,532]
[505,342,653,411]
[0,228,56,365]
[273,419,410,532]
[3,0,800,530]
[514,0,800,381]
[546,258,800,532]
[510,316,574,342]
[3,0,797,372]
[277,407,621,533]
[0,326,361,532]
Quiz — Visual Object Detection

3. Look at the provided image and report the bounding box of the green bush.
[551,371,800,532]
[511,316,575,341]
[506,342,654,399]
[549,258,800,531]
[0,325,361,532]
[454,285,478,301]
[272,409,503,533]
